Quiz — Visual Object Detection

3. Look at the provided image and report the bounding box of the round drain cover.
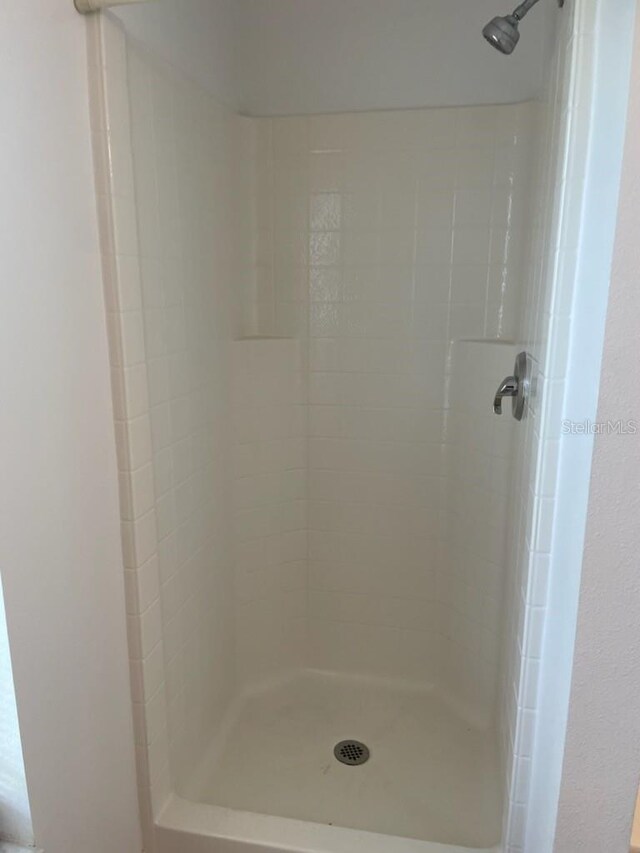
[334,740,370,766]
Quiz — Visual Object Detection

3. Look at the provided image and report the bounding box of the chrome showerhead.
[483,14,521,54]
[483,0,554,55]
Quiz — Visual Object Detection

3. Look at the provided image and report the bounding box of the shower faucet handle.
[493,351,530,420]
[493,376,519,415]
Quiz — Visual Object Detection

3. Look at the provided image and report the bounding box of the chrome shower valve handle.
[493,376,519,415]
[493,351,530,420]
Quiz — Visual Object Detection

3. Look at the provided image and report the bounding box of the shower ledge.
[156,795,502,853]
[236,335,296,342]
[457,338,517,345]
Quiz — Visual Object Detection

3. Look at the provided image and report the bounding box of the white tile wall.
[253,106,536,690]
[232,338,308,687]
[89,14,253,849]
[127,28,248,804]
[91,9,584,851]
[256,105,534,343]
[442,340,518,726]
[497,3,600,850]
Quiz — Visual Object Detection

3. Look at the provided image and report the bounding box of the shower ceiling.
[110,0,552,115]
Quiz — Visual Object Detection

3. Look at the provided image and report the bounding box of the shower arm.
[511,0,541,21]
[74,0,153,13]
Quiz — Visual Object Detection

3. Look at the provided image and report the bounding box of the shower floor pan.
[155,670,503,853]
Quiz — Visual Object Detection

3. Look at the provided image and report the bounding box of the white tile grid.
[87,15,165,852]
[254,105,536,698]
[442,340,518,727]
[257,105,534,343]
[89,13,256,849]
[232,338,309,688]
[92,7,593,849]
[499,2,599,849]
[126,32,247,803]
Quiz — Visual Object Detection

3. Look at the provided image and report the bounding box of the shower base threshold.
[156,669,503,852]
[155,797,501,853]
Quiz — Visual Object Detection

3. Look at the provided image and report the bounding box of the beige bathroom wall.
[0,3,141,852]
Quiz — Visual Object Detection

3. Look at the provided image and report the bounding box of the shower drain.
[334,740,370,766]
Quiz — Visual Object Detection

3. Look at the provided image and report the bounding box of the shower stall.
[83,1,622,851]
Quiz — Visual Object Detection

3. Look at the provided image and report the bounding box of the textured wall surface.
[0,4,141,853]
